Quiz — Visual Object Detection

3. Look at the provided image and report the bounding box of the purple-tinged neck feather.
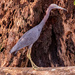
[38,5,52,29]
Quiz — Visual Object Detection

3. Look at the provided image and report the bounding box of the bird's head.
[50,4,66,11]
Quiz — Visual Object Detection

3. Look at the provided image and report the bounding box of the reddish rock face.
[0,0,75,67]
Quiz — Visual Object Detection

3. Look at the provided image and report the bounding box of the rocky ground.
[0,0,75,68]
[0,67,75,75]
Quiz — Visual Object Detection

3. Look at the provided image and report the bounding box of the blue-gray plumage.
[10,4,66,69]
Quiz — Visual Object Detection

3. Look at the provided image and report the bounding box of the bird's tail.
[10,45,18,54]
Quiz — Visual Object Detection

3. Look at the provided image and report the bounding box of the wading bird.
[10,4,66,70]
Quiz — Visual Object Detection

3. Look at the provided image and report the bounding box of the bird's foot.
[32,64,39,70]
[31,62,39,70]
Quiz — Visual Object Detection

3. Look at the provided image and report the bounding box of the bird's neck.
[39,5,52,29]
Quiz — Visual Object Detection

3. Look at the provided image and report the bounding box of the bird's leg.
[27,48,39,70]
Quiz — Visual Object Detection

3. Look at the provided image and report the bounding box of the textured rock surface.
[0,0,75,68]
[0,67,75,75]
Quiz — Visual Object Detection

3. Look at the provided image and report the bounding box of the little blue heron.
[10,4,66,69]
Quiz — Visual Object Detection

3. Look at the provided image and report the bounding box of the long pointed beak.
[56,6,67,11]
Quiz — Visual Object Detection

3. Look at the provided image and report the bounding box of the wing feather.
[10,26,39,53]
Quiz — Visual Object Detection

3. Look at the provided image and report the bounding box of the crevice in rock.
[48,28,58,66]
[49,27,65,67]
